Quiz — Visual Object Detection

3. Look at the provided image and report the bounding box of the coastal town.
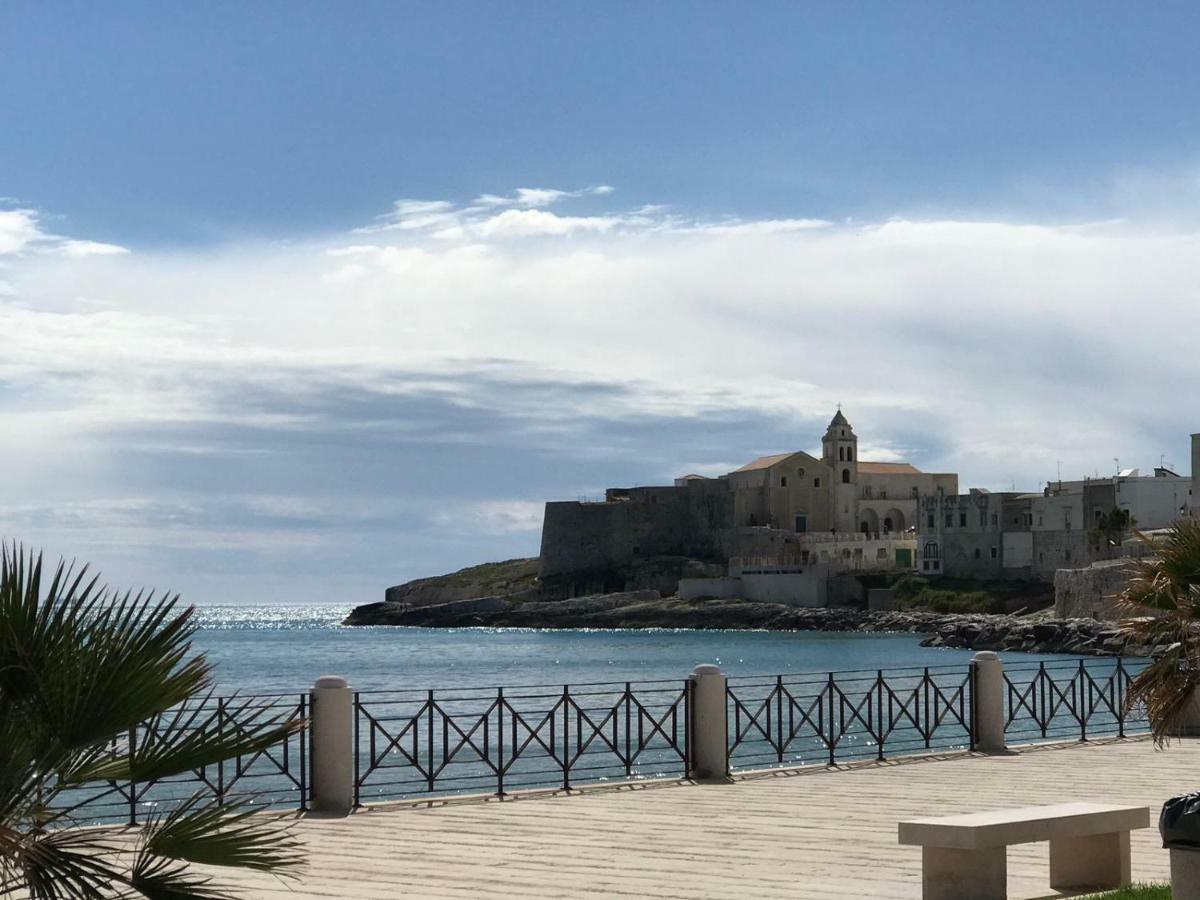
[350,410,1196,649]
[10,5,1200,899]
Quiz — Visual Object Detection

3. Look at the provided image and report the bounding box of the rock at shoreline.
[343,591,1156,658]
[384,558,539,609]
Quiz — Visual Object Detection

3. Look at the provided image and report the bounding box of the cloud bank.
[1,187,1197,603]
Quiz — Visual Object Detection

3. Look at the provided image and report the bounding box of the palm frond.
[11,826,127,900]
[138,794,303,875]
[65,696,304,786]
[1118,521,1200,745]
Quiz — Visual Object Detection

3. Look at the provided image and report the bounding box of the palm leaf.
[138,795,303,875]
[65,695,304,786]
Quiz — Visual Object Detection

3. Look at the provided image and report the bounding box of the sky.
[2,3,1199,604]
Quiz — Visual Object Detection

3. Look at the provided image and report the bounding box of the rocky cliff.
[344,591,1154,657]
[384,558,540,608]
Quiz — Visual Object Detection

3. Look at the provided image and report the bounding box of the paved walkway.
[219,738,1193,899]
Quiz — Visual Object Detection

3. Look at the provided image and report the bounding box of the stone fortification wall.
[1054,559,1131,620]
[538,479,733,586]
[676,571,829,607]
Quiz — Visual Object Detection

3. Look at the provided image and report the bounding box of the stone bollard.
[971,651,1006,754]
[687,664,729,781]
[1172,849,1200,897]
[310,675,354,814]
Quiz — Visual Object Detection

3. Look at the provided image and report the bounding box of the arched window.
[842,468,851,484]
[838,446,845,461]
[847,448,853,462]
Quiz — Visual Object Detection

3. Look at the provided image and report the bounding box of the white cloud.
[0,207,129,258]
[5,183,1200,597]
[432,500,546,534]
[473,185,615,208]
[0,209,43,254]
[472,208,624,238]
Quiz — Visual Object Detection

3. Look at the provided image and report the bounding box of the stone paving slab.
[215,737,1192,899]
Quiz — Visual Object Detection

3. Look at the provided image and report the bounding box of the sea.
[190,603,1079,695]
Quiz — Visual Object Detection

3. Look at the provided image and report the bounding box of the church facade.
[719,410,958,537]
[539,410,959,586]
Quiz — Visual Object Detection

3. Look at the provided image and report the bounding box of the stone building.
[539,410,957,591]
[922,465,1190,583]
[723,411,958,536]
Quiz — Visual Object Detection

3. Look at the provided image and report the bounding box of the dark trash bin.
[1161,793,1200,849]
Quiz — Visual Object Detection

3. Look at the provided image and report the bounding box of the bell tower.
[822,408,859,532]
[822,408,858,477]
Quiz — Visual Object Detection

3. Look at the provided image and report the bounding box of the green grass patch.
[890,575,1007,614]
[1081,884,1170,899]
[887,574,1055,615]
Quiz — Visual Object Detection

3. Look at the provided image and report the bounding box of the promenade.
[217,737,1193,899]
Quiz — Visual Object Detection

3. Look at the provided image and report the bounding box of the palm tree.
[0,544,305,898]
[1118,519,1200,744]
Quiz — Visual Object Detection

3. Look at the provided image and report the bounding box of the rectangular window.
[990,547,998,559]
[945,514,953,527]
[780,476,788,487]
[991,513,998,525]
[959,512,967,527]
[911,487,919,498]
[813,478,821,488]
[927,513,935,528]
[979,511,987,527]
[974,548,981,559]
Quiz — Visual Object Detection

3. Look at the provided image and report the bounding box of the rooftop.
[731,451,798,473]
[858,461,922,475]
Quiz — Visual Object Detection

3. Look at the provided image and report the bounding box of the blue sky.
[6,2,1200,243]
[2,4,1199,604]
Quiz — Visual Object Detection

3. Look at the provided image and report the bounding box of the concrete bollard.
[971,651,1006,754]
[311,675,354,814]
[1171,848,1200,897]
[688,664,729,781]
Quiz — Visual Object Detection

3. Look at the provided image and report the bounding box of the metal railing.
[1004,658,1149,744]
[353,679,690,804]
[51,692,309,825]
[726,664,974,769]
[46,656,1156,821]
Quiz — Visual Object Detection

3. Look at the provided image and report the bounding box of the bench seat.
[899,802,1149,900]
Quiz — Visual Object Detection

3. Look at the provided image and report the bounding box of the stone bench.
[898,802,1150,900]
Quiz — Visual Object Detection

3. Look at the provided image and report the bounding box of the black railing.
[44,656,1157,822]
[353,680,690,804]
[726,664,975,769]
[1004,658,1149,744]
[50,692,309,826]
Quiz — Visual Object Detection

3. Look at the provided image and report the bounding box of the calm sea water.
[189,604,1078,695]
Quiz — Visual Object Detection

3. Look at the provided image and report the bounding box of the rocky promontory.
[344,590,1154,657]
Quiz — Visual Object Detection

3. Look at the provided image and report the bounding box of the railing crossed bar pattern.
[48,655,1155,821]
[52,692,309,826]
[352,680,690,804]
[1003,658,1149,744]
[726,664,975,769]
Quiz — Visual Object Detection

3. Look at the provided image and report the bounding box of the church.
[539,410,959,587]
[711,410,958,537]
